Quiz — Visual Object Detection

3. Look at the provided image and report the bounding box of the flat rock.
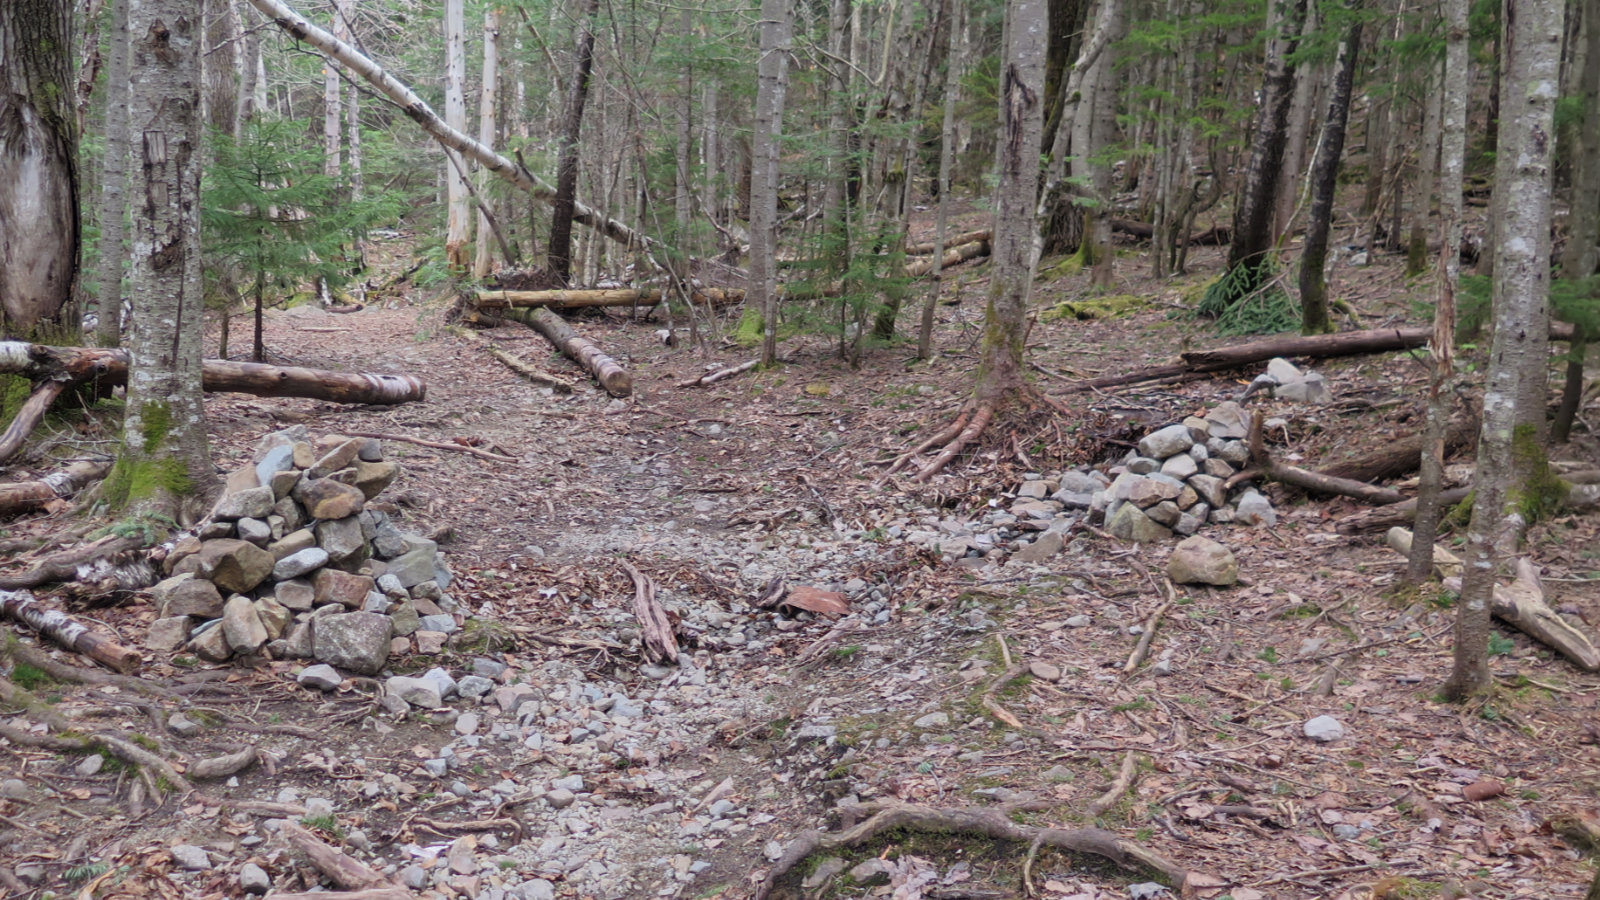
[273,547,330,581]
[1137,423,1195,459]
[145,616,192,652]
[1029,661,1062,682]
[1206,401,1249,439]
[293,478,366,520]
[1107,503,1172,543]
[275,578,315,611]
[1012,531,1063,563]
[151,573,224,619]
[1235,490,1277,527]
[1127,476,1183,509]
[354,459,401,499]
[387,675,442,708]
[308,438,365,479]
[1265,357,1302,383]
[213,486,274,521]
[171,845,211,871]
[312,611,393,675]
[255,596,292,640]
[315,515,367,563]
[913,712,949,729]
[1160,453,1198,480]
[297,664,343,691]
[1166,536,1238,586]
[314,568,374,608]
[387,546,440,588]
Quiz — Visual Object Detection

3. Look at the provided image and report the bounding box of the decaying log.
[904,239,990,277]
[1384,527,1464,579]
[499,307,633,397]
[1440,559,1600,672]
[622,560,678,665]
[0,459,113,518]
[1248,412,1405,504]
[1335,487,1473,534]
[279,820,405,897]
[678,360,757,388]
[754,801,1189,900]
[473,287,743,309]
[1320,416,1478,483]
[0,534,152,591]
[188,746,259,779]
[1109,218,1232,246]
[0,341,426,405]
[1056,323,1577,395]
[0,379,68,464]
[451,327,575,393]
[905,229,991,255]
[0,589,141,672]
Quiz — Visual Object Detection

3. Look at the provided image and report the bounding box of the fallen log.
[473,287,744,310]
[1320,416,1478,483]
[497,308,633,397]
[904,239,990,277]
[1110,218,1232,246]
[0,459,112,517]
[0,342,426,404]
[0,589,142,672]
[1335,487,1473,534]
[1058,323,1578,395]
[1248,412,1406,504]
[905,229,991,255]
[678,360,757,388]
[1443,559,1600,672]
[0,379,69,464]
[450,327,575,393]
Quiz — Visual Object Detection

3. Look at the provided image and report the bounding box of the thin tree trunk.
[443,0,471,270]
[1407,60,1443,276]
[1086,0,1122,290]
[121,0,215,521]
[547,0,600,285]
[1298,12,1363,335]
[751,0,792,366]
[0,0,80,340]
[1554,0,1599,444]
[95,0,131,347]
[323,1,343,179]
[473,5,502,279]
[919,0,960,361]
[1447,0,1561,701]
[1407,0,1471,583]
[1272,3,1319,242]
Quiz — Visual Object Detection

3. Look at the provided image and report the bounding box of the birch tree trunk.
[1446,0,1561,700]
[1298,11,1362,335]
[443,0,471,270]
[323,1,343,179]
[547,0,600,285]
[119,0,215,520]
[95,0,132,347]
[1086,0,1122,290]
[1271,3,1318,242]
[751,0,791,366]
[1553,0,1600,444]
[0,0,80,340]
[1407,0,1470,582]
[473,5,501,279]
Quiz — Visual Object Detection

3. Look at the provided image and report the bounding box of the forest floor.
[3,221,1600,900]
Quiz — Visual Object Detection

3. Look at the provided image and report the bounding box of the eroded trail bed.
[5,287,1600,900]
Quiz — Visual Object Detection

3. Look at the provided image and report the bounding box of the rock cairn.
[144,427,458,672]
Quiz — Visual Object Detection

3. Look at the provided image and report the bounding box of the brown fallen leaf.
[1462,779,1505,802]
[779,586,850,617]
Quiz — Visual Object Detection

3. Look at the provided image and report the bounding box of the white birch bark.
[96,0,132,346]
[473,5,501,279]
[323,0,343,179]
[444,0,471,268]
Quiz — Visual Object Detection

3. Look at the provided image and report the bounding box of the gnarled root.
[915,402,995,482]
[754,800,1187,900]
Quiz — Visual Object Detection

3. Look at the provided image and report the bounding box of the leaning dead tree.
[244,0,660,267]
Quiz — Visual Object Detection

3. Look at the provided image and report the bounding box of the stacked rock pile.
[143,426,459,673]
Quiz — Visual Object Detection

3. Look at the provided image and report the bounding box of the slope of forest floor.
[2,229,1600,900]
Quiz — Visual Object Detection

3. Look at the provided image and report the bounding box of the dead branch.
[1124,597,1174,674]
[450,326,575,393]
[678,359,757,388]
[0,589,142,672]
[0,379,68,463]
[753,800,1188,900]
[1248,412,1405,504]
[279,820,402,894]
[337,430,518,463]
[473,287,742,309]
[1319,416,1477,483]
[621,560,678,664]
[1334,487,1473,534]
[0,459,111,518]
[412,815,524,843]
[1441,559,1600,672]
[1088,750,1139,817]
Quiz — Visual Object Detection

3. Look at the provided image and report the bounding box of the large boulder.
[1166,536,1238,586]
[1106,504,1172,543]
[312,612,393,675]
[221,594,269,654]
[1137,424,1195,459]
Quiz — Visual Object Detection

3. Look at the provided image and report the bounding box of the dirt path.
[5,249,1600,899]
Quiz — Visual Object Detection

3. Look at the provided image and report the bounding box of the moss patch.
[0,374,31,430]
[1511,424,1569,524]
[732,308,765,347]
[138,400,173,454]
[1042,293,1150,321]
[103,456,191,510]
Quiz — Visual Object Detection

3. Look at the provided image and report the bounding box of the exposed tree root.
[3,640,173,698]
[916,402,995,482]
[883,386,1078,484]
[753,800,1188,900]
[0,378,71,464]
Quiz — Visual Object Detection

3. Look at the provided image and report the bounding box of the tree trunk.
[497,307,632,397]
[473,6,502,279]
[1554,0,1600,444]
[323,0,343,179]
[547,0,599,285]
[0,0,80,340]
[919,0,960,361]
[1408,0,1471,583]
[978,0,1046,406]
[1271,2,1319,242]
[750,0,791,366]
[1212,0,1309,307]
[120,0,215,522]
[94,0,131,347]
[1406,65,1443,276]
[443,0,471,270]
[1086,0,1122,290]
[1297,11,1362,335]
[1447,0,1561,701]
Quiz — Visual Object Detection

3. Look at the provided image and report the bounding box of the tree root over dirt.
[880,390,1072,483]
[753,800,1188,900]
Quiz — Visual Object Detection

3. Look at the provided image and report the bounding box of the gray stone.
[237,517,274,545]
[1029,661,1062,681]
[411,580,442,601]
[1265,357,1302,384]
[1188,442,1209,462]
[422,666,458,699]
[471,658,507,678]
[222,595,269,653]
[913,712,949,728]
[419,614,458,634]
[255,443,297,487]
[1303,715,1345,742]
[239,862,271,894]
[1186,473,1228,508]
[146,615,195,652]
[1182,415,1211,440]
[1012,531,1063,563]
[297,664,343,691]
[1057,470,1106,494]
[312,612,392,675]
[1277,371,1332,404]
[1127,475,1183,509]
[308,438,364,479]
[353,459,401,499]
[455,713,480,735]
[1174,504,1209,536]
[279,621,314,659]
[513,878,556,900]
[1235,490,1277,527]
[1144,500,1182,527]
[273,547,330,581]
[357,438,384,462]
[546,788,577,809]
[400,866,429,890]
[1167,536,1238,586]
[293,477,366,520]
[372,522,410,559]
[387,546,439,588]
[213,486,275,521]
[275,578,315,611]
[269,527,317,562]
[389,600,421,636]
[270,470,302,503]
[77,753,105,776]
[1213,439,1250,465]
[198,539,275,593]
[1137,424,1195,459]
[255,596,292,640]
[315,515,367,563]
[1159,453,1198,480]
[457,675,495,699]
[1126,455,1161,475]
[1205,401,1249,439]
[387,675,442,708]
[0,778,29,799]
[362,593,391,614]
[171,845,211,871]
[1107,504,1172,543]
[188,619,232,662]
[1202,457,1236,478]
[849,858,894,887]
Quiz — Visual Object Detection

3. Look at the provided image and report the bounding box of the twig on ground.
[1088,750,1139,817]
[339,430,519,463]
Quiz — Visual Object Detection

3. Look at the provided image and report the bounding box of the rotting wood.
[622,560,678,664]
[0,341,426,405]
[678,360,757,388]
[0,459,112,517]
[1335,487,1473,534]
[0,534,153,592]
[0,379,68,464]
[1320,416,1477,483]
[905,228,992,255]
[1248,412,1406,504]
[451,327,575,393]
[473,287,743,309]
[0,589,141,672]
[1088,750,1139,816]
[904,239,991,277]
[753,800,1189,900]
[279,820,405,897]
[1440,559,1600,672]
[497,307,633,397]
